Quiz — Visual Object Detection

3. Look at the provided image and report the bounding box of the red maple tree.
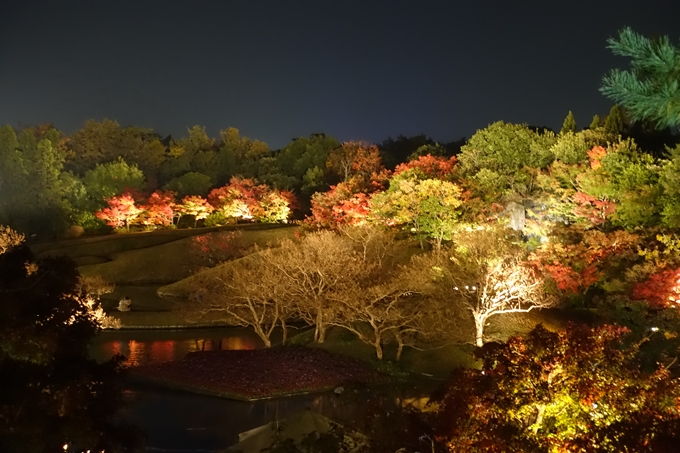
[393,154,458,180]
[138,190,176,227]
[632,268,680,308]
[95,192,143,231]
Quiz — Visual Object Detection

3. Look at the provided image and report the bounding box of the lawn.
[31,224,298,285]
[129,346,392,401]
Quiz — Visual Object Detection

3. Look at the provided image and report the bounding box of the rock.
[117,297,132,312]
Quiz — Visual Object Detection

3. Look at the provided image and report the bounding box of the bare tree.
[187,253,288,347]
[414,226,556,347]
[259,231,364,343]
[331,226,448,360]
[329,280,424,360]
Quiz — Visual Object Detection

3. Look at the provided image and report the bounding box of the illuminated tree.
[327,226,442,360]
[431,324,680,452]
[207,177,295,223]
[370,174,463,249]
[326,141,383,182]
[260,231,362,343]
[659,144,680,228]
[530,229,639,295]
[177,195,214,227]
[187,253,288,347]
[458,121,556,198]
[275,133,340,192]
[82,157,145,205]
[0,225,24,255]
[601,27,680,129]
[208,177,263,220]
[632,267,680,308]
[306,173,387,230]
[393,154,458,180]
[258,189,298,223]
[138,190,176,227]
[95,192,143,231]
[417,227,555,346]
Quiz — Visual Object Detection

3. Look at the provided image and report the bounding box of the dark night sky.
[1,0,679,149]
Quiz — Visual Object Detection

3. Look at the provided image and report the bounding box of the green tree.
[0,227,140,452]
[550,131,590,164]
[590,114,601,129]
[10,126,73,236]
[601,27,680,129]
[460,121,556,173]
[459,121,557,198]
[560,110,577,134]
[215,127,270,183]
[66,119,121,174]
[659,144,680,227]
[0,126,26,224]
[82,158,145,206]
[604,104,626,135]
[276,133,340,190]
[160,125,216,183]
[370,172,463,249]
[163,171,213,198]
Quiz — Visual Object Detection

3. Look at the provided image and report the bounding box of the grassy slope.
[33,224,298,285]
[29,225,298,328]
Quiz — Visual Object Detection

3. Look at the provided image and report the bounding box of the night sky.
[2,0,679,149]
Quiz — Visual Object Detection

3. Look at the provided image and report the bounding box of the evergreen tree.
[560,110,577,134]
[601,27,680,129]
[590,114,601,129]
[604,104,625,135]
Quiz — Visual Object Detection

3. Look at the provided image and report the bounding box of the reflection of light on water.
[98,333,259,367]
[150,340,175,363]
[102,340,122,357]
[221,337,256,350]
[128,340,146,366]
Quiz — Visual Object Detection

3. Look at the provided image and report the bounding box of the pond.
[91,327,428,452]
[90,327,267,366]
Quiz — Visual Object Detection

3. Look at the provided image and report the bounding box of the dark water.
[90,327,265,367]
[91,328,425,452]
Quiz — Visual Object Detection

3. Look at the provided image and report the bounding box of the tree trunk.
[374,337,383,360]
[396,339,404,361]
[281,318,287,345]
[315,311,326,343]
[254,325,272,348]
[474,315,485,347]
[318,324,327,343]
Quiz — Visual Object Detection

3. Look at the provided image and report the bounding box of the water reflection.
[91,327,262,366]
[123,381,421,452]
[92,327,429,452]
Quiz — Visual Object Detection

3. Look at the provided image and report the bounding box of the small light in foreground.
[63,444,68,451]
[651,327,659,332]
